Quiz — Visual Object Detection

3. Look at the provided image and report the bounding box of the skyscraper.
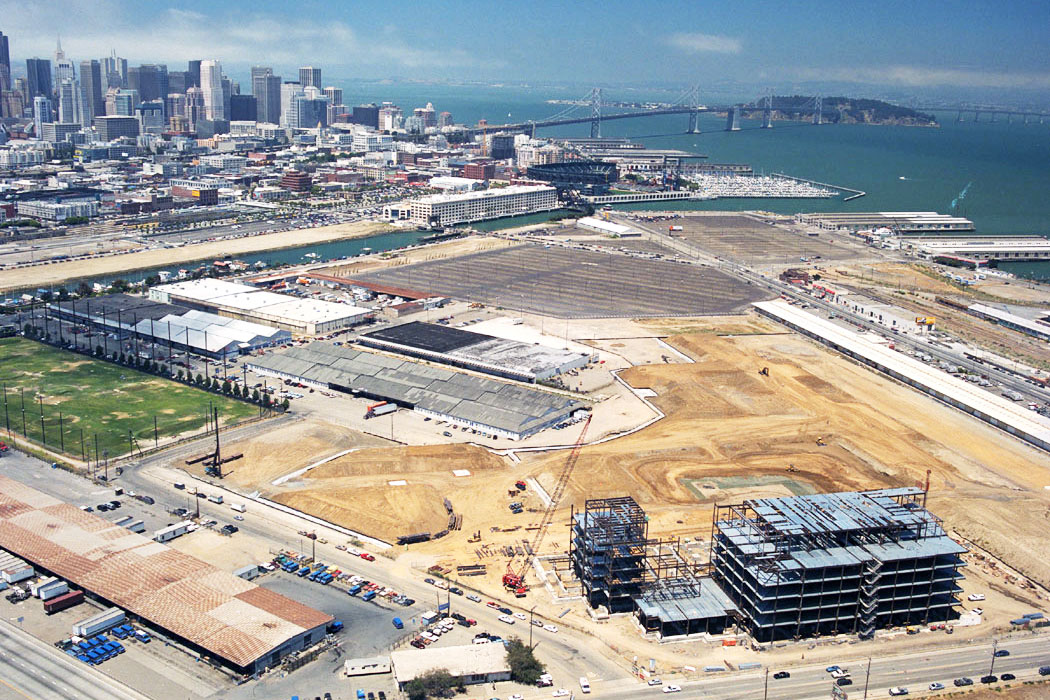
[199,60,224,121]
[25,58,53,100]
[33,95,52,136]
[0,31,11,91]
[79,60,103,128]
[184,87,205,128]
[187,60,201,88]
[251,67,282,124]
[299,66,321,89]
[167,71,189,95]
[54,38,75,89]
[280,81,303,127]
[323,86,343,106]
[230,94,257,121]
[102,51,127,89]
[57,79,79,124]
[128,64,166,103]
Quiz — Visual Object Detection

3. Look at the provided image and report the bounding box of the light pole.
[988,640,998,678]
[863,656,871,699]
[763,667,769,700]
[529,605,536,647]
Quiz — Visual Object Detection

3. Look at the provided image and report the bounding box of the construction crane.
[503,414,592,597]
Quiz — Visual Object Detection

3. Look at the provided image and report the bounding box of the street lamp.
[988,640,999,679]
[529,605,536,647]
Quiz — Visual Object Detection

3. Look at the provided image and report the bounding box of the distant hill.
[751,96,938,126]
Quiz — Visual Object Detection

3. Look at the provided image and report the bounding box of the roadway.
[0,618,149,700]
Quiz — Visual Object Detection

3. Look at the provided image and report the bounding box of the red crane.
[503,414,592,596]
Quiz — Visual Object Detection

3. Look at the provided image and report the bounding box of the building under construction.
[710,487,966,642]
[569,496,738,636]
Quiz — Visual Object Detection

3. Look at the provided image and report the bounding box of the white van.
[579,677,591,693]
[230,503,246,513]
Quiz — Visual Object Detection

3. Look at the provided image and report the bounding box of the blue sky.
[3,0,1049,96]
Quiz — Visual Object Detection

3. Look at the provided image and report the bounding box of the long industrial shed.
[0,475,332,675]
[753,299,1050,453]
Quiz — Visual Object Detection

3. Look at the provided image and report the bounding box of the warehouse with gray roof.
[246,344,588,439]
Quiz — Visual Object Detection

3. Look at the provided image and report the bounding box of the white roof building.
[391,643,510,689]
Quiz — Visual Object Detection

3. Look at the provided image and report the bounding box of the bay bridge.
[465,86,826,138]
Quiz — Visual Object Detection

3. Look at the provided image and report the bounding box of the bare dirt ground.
[322,235,516,278]
[0,221,392,293]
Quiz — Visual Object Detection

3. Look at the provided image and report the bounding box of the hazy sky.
[3,0,1049,96]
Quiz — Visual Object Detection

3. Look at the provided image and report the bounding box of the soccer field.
[0,338,258,460]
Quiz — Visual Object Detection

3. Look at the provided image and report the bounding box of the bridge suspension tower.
[589,87,603,138]
[813,95,823,125]
[686,83,702,134]
[762,92,774,129]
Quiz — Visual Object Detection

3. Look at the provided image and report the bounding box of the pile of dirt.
[272,483,450,540]
[309,443,505,478]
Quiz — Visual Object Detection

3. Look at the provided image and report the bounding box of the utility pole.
[988,640,998,678]
[763,667,769,700]
[38,395,45,443]
[529,606,536,647]
[862,656,871,699]
[20,387,26,437]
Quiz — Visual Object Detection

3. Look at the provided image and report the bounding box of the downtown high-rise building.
[199,60,224,121]
[33,94,52,136]
[280,81,302,127]
[128,64,167,103]
[187,60,201,88]
[102,50,127,88]
[299,66,321,89]
[184,86,205,128]
[57,79,79,123]
[54,38,75,88]
[251,66,281,123]
[25,58,53,100]
[0,30,11,91]
[79,60,104,128]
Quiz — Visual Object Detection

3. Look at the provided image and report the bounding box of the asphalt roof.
[362,321,486,354]
[0,476,331,669]
[636,577,740,623]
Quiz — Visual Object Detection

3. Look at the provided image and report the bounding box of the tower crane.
[502,414,592,596]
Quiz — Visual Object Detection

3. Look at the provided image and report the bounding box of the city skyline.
[0,0,1048,101]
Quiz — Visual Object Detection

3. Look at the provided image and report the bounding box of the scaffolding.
[709,488,966,642]
[570,497,650,613]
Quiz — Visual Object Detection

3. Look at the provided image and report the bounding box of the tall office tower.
[280,81,302,127]
[78,60,103,128]
[199,60,224,120]
[167,70,188,95]
[128,64,166,103]
[294,86,329,129]
[102,50,127,88]
[165,93,186,120]
[53,38,75,89]
[299,66,321,89]
[0,30,10,91]
[33,95,52,136]
[184,86,205,127]
[107,89,137,116]
[25,58,53,99]
[251,67,281,124]
[186,60,201,88]
[221,76,232,119]
[229,94,256,121]
[323,86,342,106]
[57,79,79,123]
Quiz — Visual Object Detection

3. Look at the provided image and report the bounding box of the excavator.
[502,415,592,597]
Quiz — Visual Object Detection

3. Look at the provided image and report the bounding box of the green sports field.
[0,337,257,460]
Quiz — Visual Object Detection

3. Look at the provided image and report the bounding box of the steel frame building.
[710,488,965,642]
[571,498,651,613]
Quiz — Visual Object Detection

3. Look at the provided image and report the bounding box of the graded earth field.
[0,338,258,459]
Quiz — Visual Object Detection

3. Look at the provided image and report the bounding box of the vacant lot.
[356,244,771,318]
[672,213,859,265]
[0,338,257,459]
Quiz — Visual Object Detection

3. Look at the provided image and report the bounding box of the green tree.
[222,379,232,394]
[56,287,70,301]
[177,369,185,381]
[195,373,205,386]
[76,282,93,298]
[95,344,104,357]
[280,398,290,412]
[405,669,456,700]
[119,352,126,364]
[144,274,161,287]
[110,279,130,293]
[506,638,546,685]
[251,388,260,403]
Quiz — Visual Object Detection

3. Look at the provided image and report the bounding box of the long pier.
[772,173,866,201]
